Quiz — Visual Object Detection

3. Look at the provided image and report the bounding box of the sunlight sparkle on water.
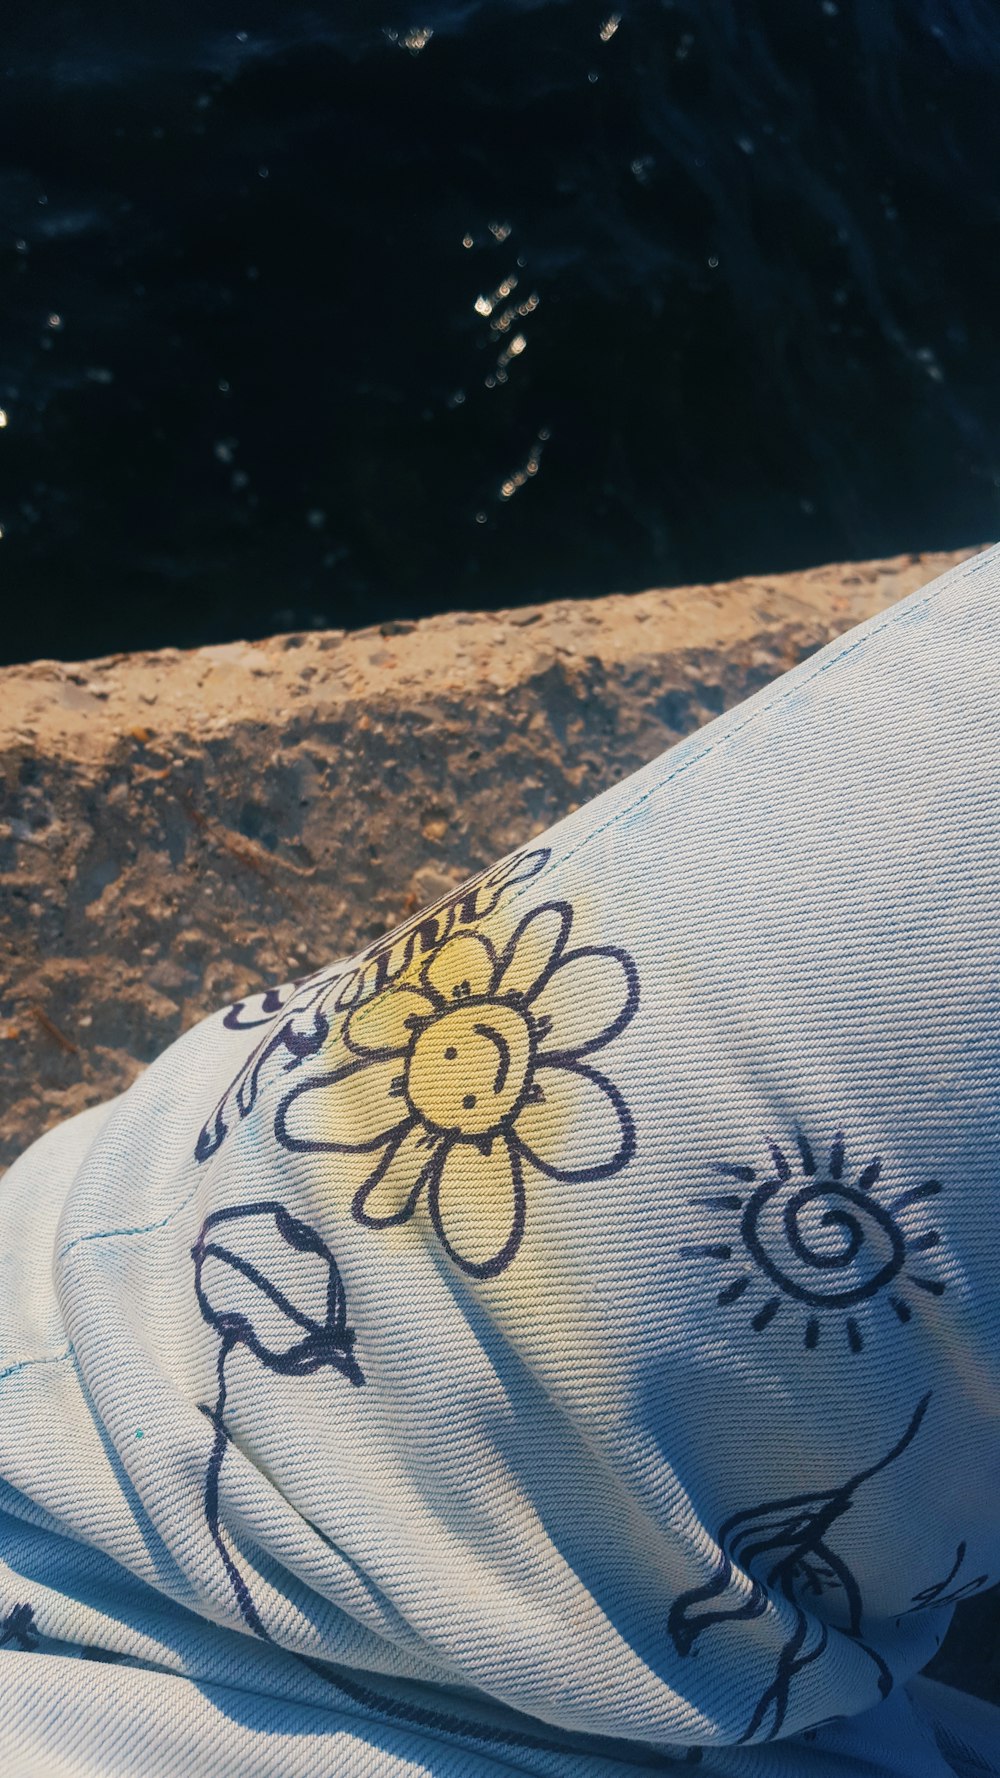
[475,274,519,321]
[499,432,548,501]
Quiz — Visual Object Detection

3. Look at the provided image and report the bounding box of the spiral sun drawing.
[683,1128,946,1354]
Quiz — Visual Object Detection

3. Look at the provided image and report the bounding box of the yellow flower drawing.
[277,900,639,1278]
[196,847,550,1164]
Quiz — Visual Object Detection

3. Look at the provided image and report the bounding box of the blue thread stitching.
[57,1183,204,1262]
[0,1345,73,1384]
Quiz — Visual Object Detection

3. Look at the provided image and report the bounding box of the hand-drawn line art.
[191,1201,364,1636]
[668,1393,930,1743]
[195,848,550,1162]
[195,972,342,1163]
[277,897,639,1279]
[684,1128,946,1353]
[0,1600,126,1664]
[296,1651,687,1767]
[898,1541,992,1621]
[0,1602,38,1651]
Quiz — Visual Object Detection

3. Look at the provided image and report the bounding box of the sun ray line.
[766,1139,791,1180]
[888,1180,943,1213]
[680,1243,732,1261]
[908,1230,941,1253]
[804,1317,820,1350]
[889,1296,912,1324]
[716,1163,756,1182]
[717,1276,750,1307]
[856,1157,882,1192]
[689,1194,744,1211]
[846,1317,863,1354]
[751,1296,781,1332]
[828,1132,845,1179]
[795,1127,817,1175]
[908,1275,946,1297]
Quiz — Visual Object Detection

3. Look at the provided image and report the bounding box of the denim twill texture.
[0,544,998,1776]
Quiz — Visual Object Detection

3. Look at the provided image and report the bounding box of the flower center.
[406,1001,532,1137]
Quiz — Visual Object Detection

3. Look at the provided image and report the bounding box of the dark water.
[1,1,998,666]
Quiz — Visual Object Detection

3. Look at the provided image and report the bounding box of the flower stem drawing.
[192,1200,365,1636]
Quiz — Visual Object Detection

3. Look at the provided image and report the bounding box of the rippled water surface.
[1,1,997,663]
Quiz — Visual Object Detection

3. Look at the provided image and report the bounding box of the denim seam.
[0,1345,73,1386]
[57,1189,204,1263]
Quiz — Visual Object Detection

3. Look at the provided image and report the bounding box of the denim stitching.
[0,1344,73,1385]
[57,1191,203,1262]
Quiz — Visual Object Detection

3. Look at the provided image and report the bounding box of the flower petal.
[530,945,639,1059]
[428,1136,525,1278]
[277,1055,410,1154]
[344,984,435,1059]
[493,902,571,1003]
[353,1122,440,1226]
[421,931,496,1005]
[512,1061,635,1182]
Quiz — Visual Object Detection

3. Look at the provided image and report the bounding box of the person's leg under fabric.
[1,543,998,1776]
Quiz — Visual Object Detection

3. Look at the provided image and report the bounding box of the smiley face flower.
[276,900,639,1278]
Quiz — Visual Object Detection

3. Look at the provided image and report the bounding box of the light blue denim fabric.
[1,544,999,1775]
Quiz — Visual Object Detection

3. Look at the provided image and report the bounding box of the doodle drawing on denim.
[192,1201,364,1635]
[685,1128,946,1354]
[277,896,639,1279]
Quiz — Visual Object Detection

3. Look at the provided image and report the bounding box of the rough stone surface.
[0,540,997,1699]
